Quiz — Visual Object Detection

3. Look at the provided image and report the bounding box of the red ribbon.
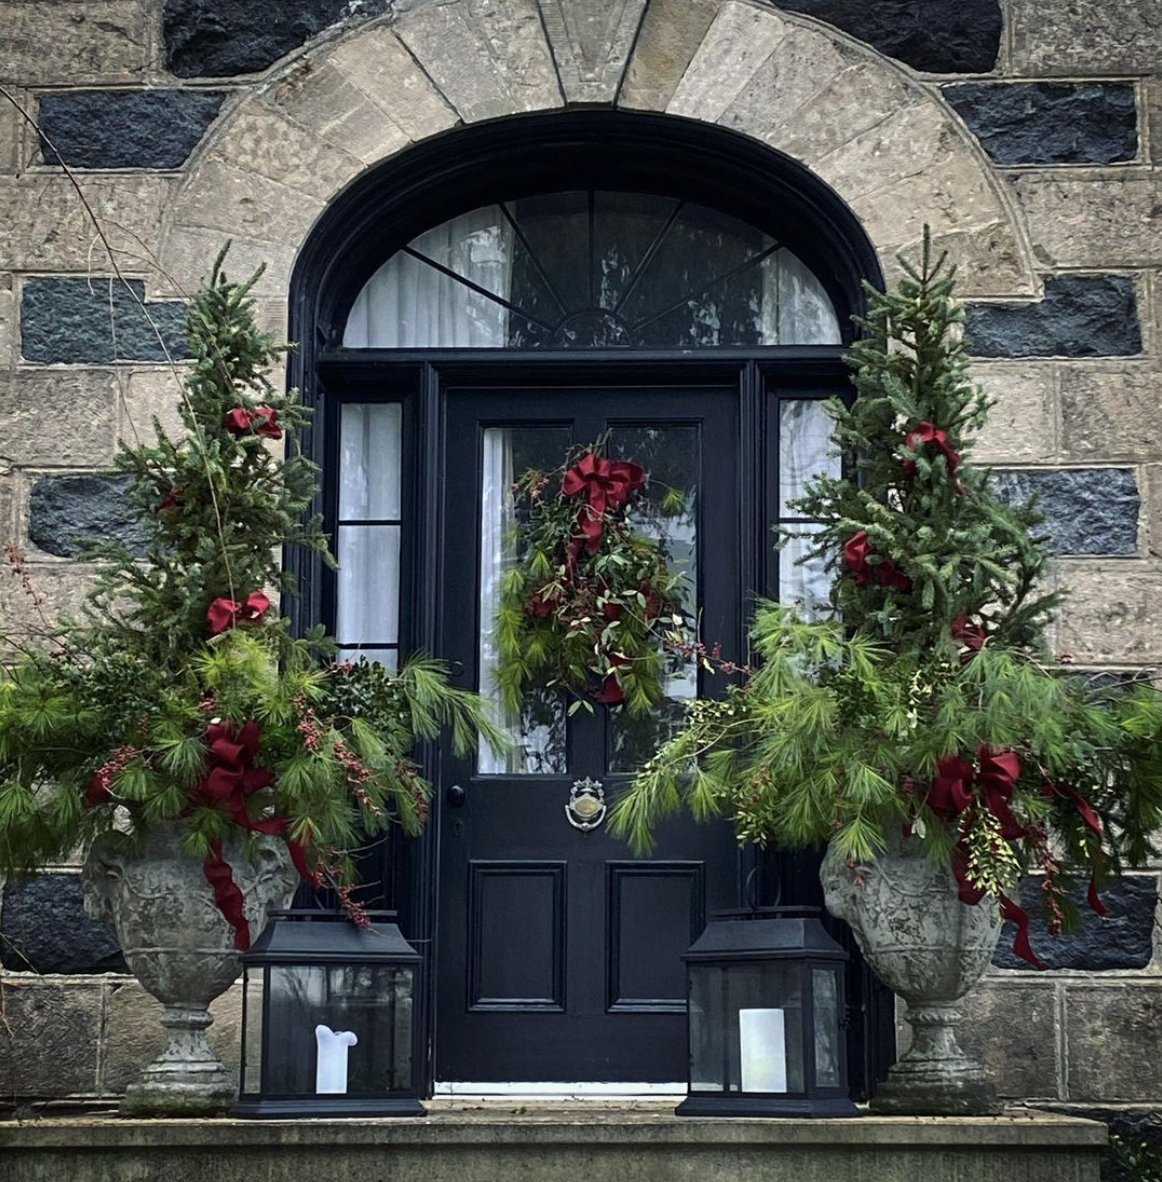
[592,654,631,706]
[842,530,912,593]
[1043,782,1108,918]
[190,719,313,950]
[562,454,645,556]
[207,590,271,635]
[903,421,961,479]
[225,405,283,440]
[951,613,987,653]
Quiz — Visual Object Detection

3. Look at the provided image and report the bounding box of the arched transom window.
[343,190,841,350]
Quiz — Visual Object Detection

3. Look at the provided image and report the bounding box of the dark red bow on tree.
[592,653,631,706]
[190,719,315,950]
[562,453,646,556]
[902,421,961,479]
[207,590,271,636]
[842,530,912,593]
[224,405,283,440]
[951,613,988,654]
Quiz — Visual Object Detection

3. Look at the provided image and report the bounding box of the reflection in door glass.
[478,427,569,775]
[608,425,698,773]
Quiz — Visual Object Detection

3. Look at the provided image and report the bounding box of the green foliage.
[1111,1133,1162,1182]
[611,234,1162,931]
[496,443,691,717]
[0,249,500,897]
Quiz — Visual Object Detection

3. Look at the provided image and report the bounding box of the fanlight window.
[343,191,841,349]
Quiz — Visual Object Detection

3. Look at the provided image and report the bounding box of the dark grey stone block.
[21,278,190,364]
[163,0,390,77]
[966,276,1142,358]
[38,89,226,169]
[994,875,1156,971]
[28,474,149,559]
[943,82,1138,166]
[1,875,126,974]
[772,0,1001,73]
[992,468,1140,556]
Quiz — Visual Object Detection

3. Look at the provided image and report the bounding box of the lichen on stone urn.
[83,824,297,1115]
[820,828,1003,1115]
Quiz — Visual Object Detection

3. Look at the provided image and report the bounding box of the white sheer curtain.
[760,248,842,344]
[343,207,514,348]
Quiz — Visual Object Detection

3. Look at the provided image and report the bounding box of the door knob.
[445,784,467,808]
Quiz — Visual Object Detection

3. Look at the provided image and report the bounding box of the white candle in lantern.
[315,1024,358,1094]
[739,1008,787,1093]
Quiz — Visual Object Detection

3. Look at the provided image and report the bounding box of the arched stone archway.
[157,0,1037,308]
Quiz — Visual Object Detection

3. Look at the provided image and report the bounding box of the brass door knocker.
[566,778,607,832]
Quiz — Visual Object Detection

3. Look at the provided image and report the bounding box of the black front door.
[436,383,744,1086]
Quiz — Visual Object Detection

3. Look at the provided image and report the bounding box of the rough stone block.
[0,874,126,974]
[1149,79,1162,166]
[994,875,1157,971]
[971,364,1057,463]
[1011,0,1162,77]
[1148,466,1162,561]
[618,0,717,111]
[668,3,791,122]
[0,273,16,371]
[323,24,459,144]
[28,473,148,559]
[0,370,117,467]
[1060,366,1162,462]
[38,89,225,169]
[163,0,389,78]
[103,979,243,1093]
[966,277,1142,359]
[162,227,296,301]
[0,978,101,1097]
[0,84,27,175]
[775,0,1002,74]
[1066,985,1162,1102]
[0,2,150,86]
[535,0,650,104]
[21,278,189,365]
[992,468,1140,556]
[0,175,173,273]
[0,564,93,641]
[718,21,849,145]
[943,82,1137,166]
[117,368,192,443]
[168,158,324,247]
[1011,174,1162,270]
[393,0,561,123]
[957,982,1059,1099]
[1056,564,1162,664]
[268,58,411,168]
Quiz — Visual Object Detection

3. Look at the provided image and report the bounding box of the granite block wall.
[0,0,1160,1109]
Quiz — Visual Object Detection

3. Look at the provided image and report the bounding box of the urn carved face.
[83,825,298,1009]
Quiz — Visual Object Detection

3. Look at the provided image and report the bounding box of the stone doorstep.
[0,1108,1109,1146]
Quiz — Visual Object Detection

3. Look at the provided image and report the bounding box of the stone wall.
[0,0,1160,1108]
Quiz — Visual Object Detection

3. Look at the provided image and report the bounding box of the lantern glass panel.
[242,966,264,1094]
[262,964,415,1097]
[689,963,804,1094]
[812,967,841,1088]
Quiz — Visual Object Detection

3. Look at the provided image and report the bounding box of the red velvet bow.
[192,719,314,950]
[903,421,961,479]
[842,530,912,593]
[562,454,646,556]
[225,405,283,440]
[976,748,1026,840]
[952,613,987,653]
[207,590,271,635]
[592,654,631,706]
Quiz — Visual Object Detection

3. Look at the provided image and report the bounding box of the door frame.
[301,349,893,1097]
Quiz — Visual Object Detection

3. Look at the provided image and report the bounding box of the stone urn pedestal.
[83,826,297,1115]
[820,831,1003,1116]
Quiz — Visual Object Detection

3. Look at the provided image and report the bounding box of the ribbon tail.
[1000,893,1046,970]
[204,839,251,952]
[288,838,318,887]
[950,845,986,905]
[1087,871,1109,918]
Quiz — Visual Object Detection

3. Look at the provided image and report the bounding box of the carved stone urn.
[83,825,297,1115]
[820,829,1003,1115]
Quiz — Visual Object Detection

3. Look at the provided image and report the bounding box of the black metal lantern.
[677,907,857,1118]
[233,910,424,1118]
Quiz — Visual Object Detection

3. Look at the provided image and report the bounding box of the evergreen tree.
[611,235,1162,958]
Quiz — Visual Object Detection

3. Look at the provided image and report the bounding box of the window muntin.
[343,191,841,350]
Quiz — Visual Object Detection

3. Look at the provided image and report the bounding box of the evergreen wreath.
[495,439,691,717]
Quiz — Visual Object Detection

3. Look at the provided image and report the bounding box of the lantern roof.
[242,910,423,965]
[683,907,849,963]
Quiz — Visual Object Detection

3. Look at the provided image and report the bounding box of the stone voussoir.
[618,0,719,111]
